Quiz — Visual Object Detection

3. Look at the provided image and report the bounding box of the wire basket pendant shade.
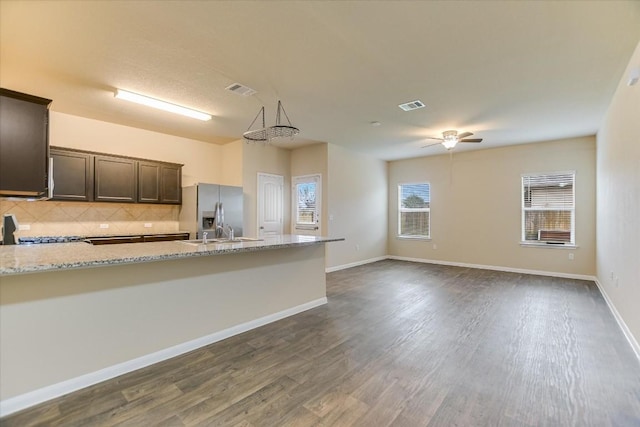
[243,100,300,142]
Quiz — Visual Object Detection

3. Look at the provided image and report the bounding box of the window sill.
[519,242,578,249]
[397,236,431,241]
[295,225,319,231]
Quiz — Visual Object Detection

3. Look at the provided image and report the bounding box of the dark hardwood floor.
[2,260,639,426]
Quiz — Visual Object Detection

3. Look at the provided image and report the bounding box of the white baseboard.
[325,256,388,273]
[387,255,596,281]
[0,297,327,418]
[593,278,640,361]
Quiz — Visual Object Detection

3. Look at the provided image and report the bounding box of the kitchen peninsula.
[0,235,342,414]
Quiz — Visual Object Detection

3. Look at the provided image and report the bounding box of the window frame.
[520,171,576,248]
[398,182,431,240]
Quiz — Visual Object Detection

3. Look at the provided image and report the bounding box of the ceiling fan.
[422,130,483,150]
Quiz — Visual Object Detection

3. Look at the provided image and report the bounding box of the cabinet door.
[0,90,51,197]
[143,233,189,242]
[50,149,93,201]
[138,161,160,203]
[160,164,182,204]
[94,155,137,202]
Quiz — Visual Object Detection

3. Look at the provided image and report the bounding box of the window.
[293,174,321,232]
[521,171,575,245]
[398,183,430,238]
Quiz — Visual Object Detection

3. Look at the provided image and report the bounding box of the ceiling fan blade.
[424,136,444,141]
[457,132,473,139]
[421,142,443,148]
[460,138,482,143]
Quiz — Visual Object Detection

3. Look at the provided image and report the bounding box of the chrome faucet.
[214,202,224,238]
[215,225,234,240]
[202,231,208,244]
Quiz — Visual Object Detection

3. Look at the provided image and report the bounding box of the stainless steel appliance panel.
[198,183,220,237]
[220,185,243,237]
[178,183,244,239]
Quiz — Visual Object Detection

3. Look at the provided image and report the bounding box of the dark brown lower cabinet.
[85,233,189,244]
[142,232,189,242]
[50,148,93,201]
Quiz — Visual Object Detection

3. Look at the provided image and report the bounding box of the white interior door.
[293,174,322,236]
[257,173,284,237]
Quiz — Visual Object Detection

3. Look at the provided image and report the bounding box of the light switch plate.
[99,224,109,229]
[18,224,31,231]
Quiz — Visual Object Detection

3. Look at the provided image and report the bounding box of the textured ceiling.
[1,1,639,160]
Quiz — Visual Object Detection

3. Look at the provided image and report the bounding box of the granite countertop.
[0,235,344,275]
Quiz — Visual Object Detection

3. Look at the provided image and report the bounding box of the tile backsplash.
[0,200,180,238]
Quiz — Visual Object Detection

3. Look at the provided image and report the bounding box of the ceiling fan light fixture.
[422,129,482,151]
[442,130,458,149]
[442,139,458,149]
[114,89,212,121]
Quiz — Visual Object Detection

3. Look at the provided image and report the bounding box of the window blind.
[522,172,575,244]
[399,183,430,237]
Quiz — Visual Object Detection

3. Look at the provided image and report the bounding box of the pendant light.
[243,101,299,142]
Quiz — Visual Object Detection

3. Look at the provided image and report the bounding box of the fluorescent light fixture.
[114,89,212,121]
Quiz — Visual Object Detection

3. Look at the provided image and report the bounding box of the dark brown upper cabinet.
[160,163,182,204]
[138,161,182,204]
[48,147,182,204]
[94,155,137,203]
[138,161,161,203]
[50,148,93,201]
[0,88,52,198]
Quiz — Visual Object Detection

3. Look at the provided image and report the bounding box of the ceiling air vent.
[398,100,426,111]
[225,83,257,96]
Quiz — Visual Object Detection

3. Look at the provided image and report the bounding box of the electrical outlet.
[144,223,153,228]
[329,214,334,221]
[568,253,574,260]
[99,224,109,229]
[18,224,31,231]
[355,244,360,251]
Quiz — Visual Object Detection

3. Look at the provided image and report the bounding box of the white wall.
[326,144,388,269]
[596,40,640,348]
[242,142,291,237]
[221,140,244,187]
[388,137,596,276]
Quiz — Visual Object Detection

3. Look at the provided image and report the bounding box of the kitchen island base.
[0,243,326,415]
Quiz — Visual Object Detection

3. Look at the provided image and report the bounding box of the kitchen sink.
[180,237,263,245]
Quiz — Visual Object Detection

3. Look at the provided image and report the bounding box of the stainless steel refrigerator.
[179,183,243,239]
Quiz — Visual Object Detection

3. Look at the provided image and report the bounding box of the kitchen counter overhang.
[0,235,344,275]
